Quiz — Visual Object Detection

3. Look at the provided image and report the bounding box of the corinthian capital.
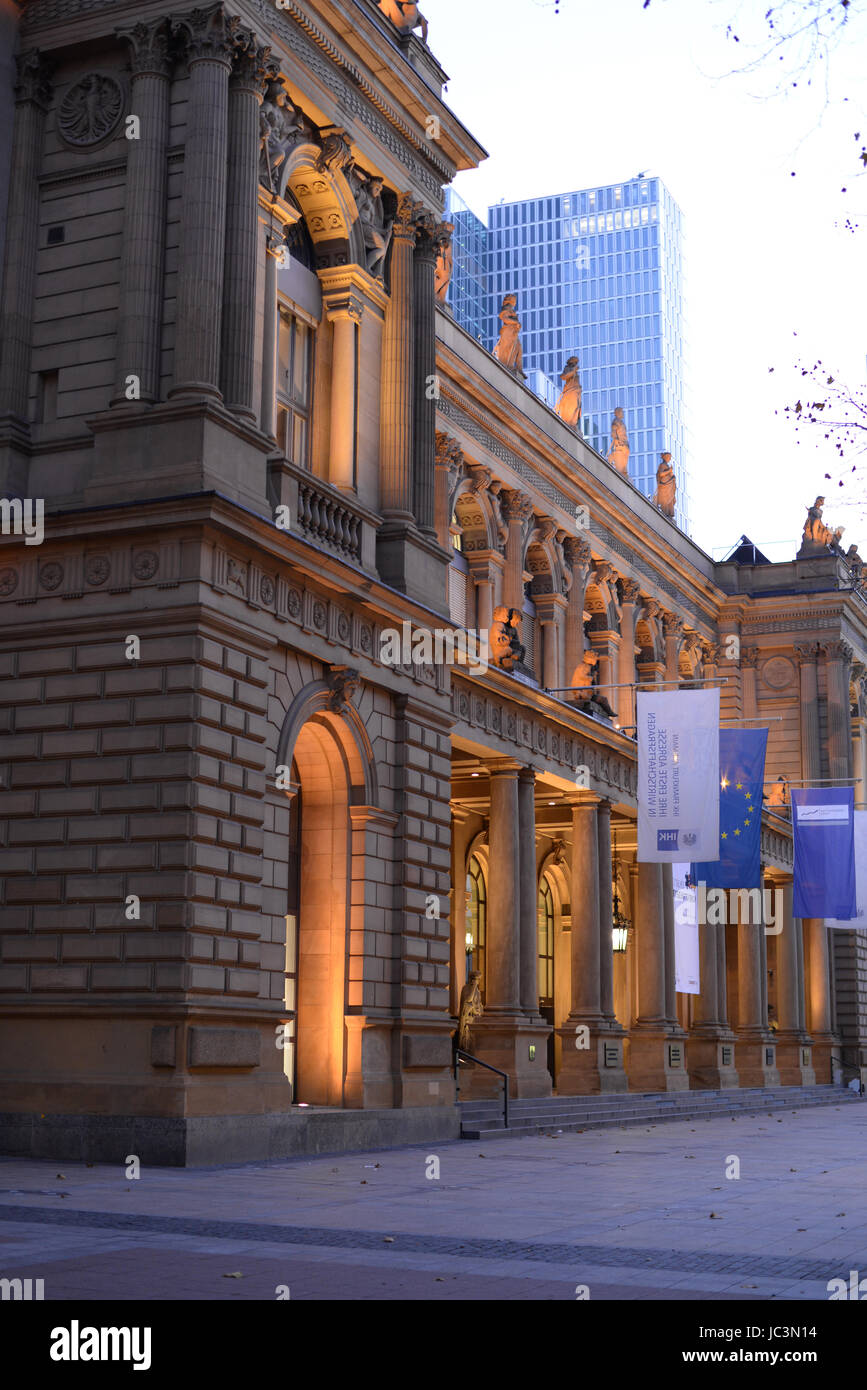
[116,18,174,78]
[394,191,422,240]
[172,4,241,67]
[562,536,591,569]
[822,638,854,664]
[230,30,273,93]
[794,642,820,664]
[620,578,642,605]
[740,645,760,668]
[500,489,534,525]
[662,613,684,638]
[15,49,55,107]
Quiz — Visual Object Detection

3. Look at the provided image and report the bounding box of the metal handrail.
[453,1047,509,1130]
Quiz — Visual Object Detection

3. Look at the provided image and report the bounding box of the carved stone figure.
[489,606,525,670]
[259,81,305,192]
[607,407,630,475]
[349,166,394,279]
[555,356,582,429]
[492,294,527,379]
[315,129,354,177]
[797,496,847,557]
[652,453,676,519]
[456,970,483,1051]
[434,223,454,303]
[571,648,616,718]
[378,0,429,43]
[58,73,124,146]
[326,666,361,713]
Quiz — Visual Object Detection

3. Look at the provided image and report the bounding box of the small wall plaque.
[765,1047,775,1067]
[604,1044,619,1067]
[801,1047,811,1067]
[668,1044,682,1067]
[721,1045,733,1067]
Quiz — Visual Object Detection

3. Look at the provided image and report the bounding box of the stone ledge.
[0,1106,462,1167]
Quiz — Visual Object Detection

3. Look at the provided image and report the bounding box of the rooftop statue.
[606,406,630,475]
[378,1,428,43]
[766,774,790,811]
[652,453,676,519]
[555,356,582,430]
[798,495,846,557]
[492,294,527,379]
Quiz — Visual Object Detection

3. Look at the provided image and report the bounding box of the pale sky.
[425,0,867,561]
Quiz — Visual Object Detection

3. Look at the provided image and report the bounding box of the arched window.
[465,855,487,1000]
[537,878,554,1010]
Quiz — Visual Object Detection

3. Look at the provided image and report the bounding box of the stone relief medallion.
[58,73,125,148]
[337,612,350,642]
[551,734,559,758]
[507,712,517,740]
[312,600,327,631]
[536,727,545,750]
[762,655,795,691]
[260,576,275,606]
[85,555,110,586]
[0,567,18,596]
[39,562,63,591]
[492,707,502,734]
[458,693,469,718]
[474,699,484,723]
[227,559,246,592]
[133,551,158,580]
[359,624,371,652]
[287,588,302,617]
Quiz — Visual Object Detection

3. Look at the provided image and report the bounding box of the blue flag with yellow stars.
[690,727,768,890]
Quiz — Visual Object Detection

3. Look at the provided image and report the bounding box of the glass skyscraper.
[445,177,691,532]
[444,188,487,344]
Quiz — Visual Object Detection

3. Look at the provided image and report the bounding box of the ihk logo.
[657,829,679,850]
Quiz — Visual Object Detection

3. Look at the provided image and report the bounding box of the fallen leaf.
[710,1212,722,1219]
[223,1272,243,1279]
[384,1236,394,1244]
[56,1174,66,1179]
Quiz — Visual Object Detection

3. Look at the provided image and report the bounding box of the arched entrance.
[276,679,379,1108]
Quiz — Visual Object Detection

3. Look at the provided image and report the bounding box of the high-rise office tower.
[446,176,690,531]
[444,188,488,344]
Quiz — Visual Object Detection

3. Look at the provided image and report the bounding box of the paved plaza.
[1,1102,866,1300]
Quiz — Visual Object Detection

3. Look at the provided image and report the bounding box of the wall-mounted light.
[465,931,474,954]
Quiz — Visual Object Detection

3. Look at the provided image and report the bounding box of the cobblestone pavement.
[1,1103,865,1300]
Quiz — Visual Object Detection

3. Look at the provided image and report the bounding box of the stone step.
[459,1087,859,1139]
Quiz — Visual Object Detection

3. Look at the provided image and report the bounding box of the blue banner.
[691,727,768,890]
[792,788,856,919]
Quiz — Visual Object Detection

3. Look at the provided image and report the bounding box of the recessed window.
[276,309,312,466]
[46,226,65,245]
[36,370,58,423]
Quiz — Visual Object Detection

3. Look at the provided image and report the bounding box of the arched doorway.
[276,682,379,1108]
[465,852,487,1000]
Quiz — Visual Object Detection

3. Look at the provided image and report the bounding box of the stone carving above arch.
[57,72,125,147]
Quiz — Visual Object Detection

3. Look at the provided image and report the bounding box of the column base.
[774,1031,816,1086]
[463,1015,552,1099]
[735,1031,781,1087]
[555,1021,628,1095]
[687,1029,740,1089]
[626,1025,690,1092]
[808,1032,836,1085]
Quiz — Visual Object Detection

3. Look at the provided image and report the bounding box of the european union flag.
[691,727,768,890]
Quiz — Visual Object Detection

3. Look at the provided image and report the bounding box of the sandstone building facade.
[1,0,866,1164]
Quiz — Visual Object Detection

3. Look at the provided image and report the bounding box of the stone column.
[562,537,591,699]
[220,32,269,420]
[618,579,641,729]
[467,555,501,636]
[662,614,684,684]
[169,5,235,401]
[500,490,534,611]
[0,51,53,423]
[589,630,621,718]
[804,916,834,1081]
[412,216,438,536]
[379,193,417,518]
[434,431,462,549]
[518,768,539,1018]
[534,593,567,692]
[775,879,815,1084]
[597,799,615,1021]
[734,876,777,1086]
[823,639,854,781]
[112,20,172,407]
[471,762,551,1098]
[741,646,759,719]
[661,863,679,1027]
[323,289,364,490]
[260,232,283,441]
[795,644,822,781]
[557,797,625,1092]
[629,860,688,1090]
